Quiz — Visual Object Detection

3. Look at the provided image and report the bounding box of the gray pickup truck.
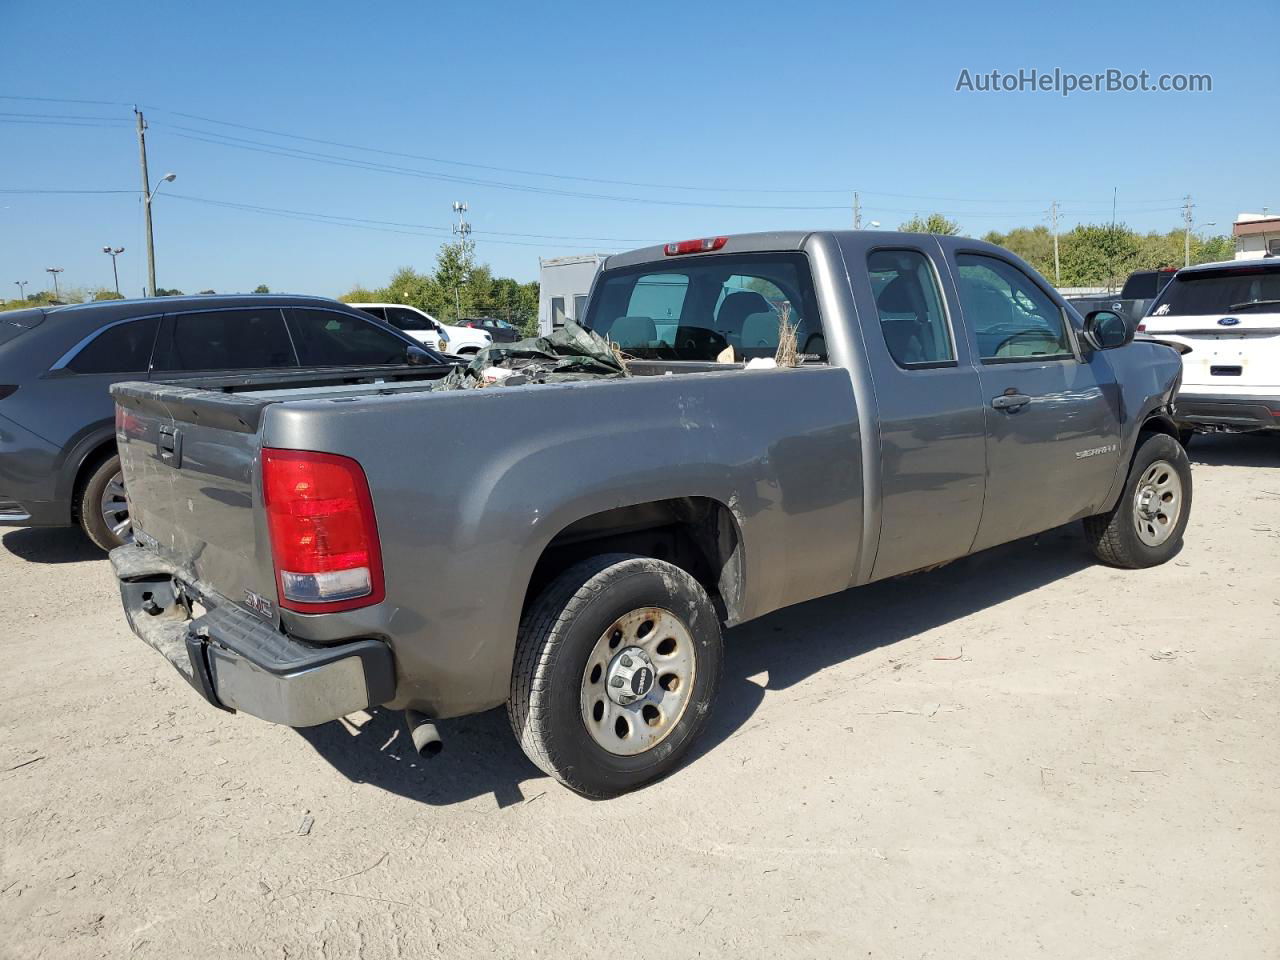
[109,231,1190,798]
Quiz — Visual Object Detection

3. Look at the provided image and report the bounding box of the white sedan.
[349,303,492,356]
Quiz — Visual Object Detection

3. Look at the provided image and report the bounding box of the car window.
[1150,265,1280,316]
[288,308,412,365]
[64,316,160,374]
[551,297,566,329]
[866,250,954,368]
[384,307,436,332]
[584,253,825,362]
[356,306,386,321]
[153,309,295,371]
[955,254,1073,361]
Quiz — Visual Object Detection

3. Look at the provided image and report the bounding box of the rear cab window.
[867,249,954,368]
[582,252,825,362]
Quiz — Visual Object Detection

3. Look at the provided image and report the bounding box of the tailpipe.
[405,709,443,758]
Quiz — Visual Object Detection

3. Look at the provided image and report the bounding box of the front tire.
[1083,432,1192,568]
[78,453,132,552]
[509,554,723,798]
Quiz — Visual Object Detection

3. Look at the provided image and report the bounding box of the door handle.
[991,393,1031,411]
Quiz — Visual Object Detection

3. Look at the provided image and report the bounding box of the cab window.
[867,250,954,368]
[583,253,825,362]
[955,254,1073,361]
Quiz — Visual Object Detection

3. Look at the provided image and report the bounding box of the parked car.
[350,303,492,355]
[461,316,522,343]
[1065,267,1178,323]
[109,231,1188,798]
[0,294,447,551]
[1139,257,1280,435]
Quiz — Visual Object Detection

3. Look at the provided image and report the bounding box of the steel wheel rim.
[1132,459,1182,547]
[579,606,696,757]
[100,470,133,544]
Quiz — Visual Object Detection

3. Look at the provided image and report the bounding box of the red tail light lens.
[664,236,727,256]
[1137,323,1146,332]
[262,448,384,612]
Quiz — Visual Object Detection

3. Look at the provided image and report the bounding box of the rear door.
[839,237,988,578]
[942,245,1122,551]
[1142,263,1280,395]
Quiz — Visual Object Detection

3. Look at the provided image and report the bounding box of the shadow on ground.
[298,524,1095,808]
[1188,432,1278,469]
[2,526,104,564]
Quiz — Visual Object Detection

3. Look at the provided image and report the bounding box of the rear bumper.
[1174,392,1280,432]
[110,544,396,727]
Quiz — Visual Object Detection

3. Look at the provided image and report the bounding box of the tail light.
[262,448,384,613]
[1137,323,1146,332]
[664,236,727,256]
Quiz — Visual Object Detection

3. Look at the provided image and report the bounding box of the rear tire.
[1083,433,1191,569]
[78,454,131,552]
[509,553,723,798]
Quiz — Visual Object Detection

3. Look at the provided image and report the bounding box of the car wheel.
[78,454,132,552]
[509,553,723,798]
[1083,432,1192,569]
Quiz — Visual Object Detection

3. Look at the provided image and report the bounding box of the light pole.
[45,267,64,300]
[1186,221,1217,267]
[102,247,125,295]
[14,280,28,301]
[143,171,176,297]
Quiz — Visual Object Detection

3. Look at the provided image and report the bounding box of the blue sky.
[2,0,1275,299]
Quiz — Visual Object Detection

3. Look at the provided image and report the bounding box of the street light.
[1185,221,1218,267]
[14,280,28,301]
[102,246,125,295]
[45,267,64,300]
[143,172,176,296]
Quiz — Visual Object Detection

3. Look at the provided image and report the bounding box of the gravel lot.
[2,434,1277,959]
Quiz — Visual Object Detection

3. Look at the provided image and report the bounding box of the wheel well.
[1140,412,1179,441]
[524,497,744,624]
[69,440,117,521]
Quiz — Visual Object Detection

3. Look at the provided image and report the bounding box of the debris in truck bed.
[433,320,629,390]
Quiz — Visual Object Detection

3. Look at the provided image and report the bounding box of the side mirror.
[405,345,432,365]
[1083,309,1133,350]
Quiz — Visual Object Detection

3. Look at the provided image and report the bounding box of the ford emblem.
[1218,317,1240,326]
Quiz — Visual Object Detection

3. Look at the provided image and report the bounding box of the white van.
[1141,259,1280,436]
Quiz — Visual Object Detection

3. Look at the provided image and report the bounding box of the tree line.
[340,241,540,336]
[899,213,1234,287]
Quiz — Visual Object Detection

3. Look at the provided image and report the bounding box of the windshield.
[1150,265,1280,316]
[581,252,825,362]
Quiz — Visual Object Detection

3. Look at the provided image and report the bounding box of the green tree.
[198,289,216,295]
[1057,223,1141,287]
[155,287,184,297]
[983,225,1057,279]
[1194,234,1234,264]
[899,213,962,235]
[92,290,125,301]
[253,284,270,294]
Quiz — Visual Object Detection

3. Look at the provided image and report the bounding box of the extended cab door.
[939,242,1122,552]
[839,237,988,580]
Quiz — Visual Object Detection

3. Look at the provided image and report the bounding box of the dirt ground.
[1,434,1277,960]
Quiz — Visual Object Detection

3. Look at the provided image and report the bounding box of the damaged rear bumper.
[110,544,396,727]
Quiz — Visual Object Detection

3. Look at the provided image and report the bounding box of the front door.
[944,246,1122,552]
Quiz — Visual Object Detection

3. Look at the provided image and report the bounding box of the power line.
[0,188,138,194]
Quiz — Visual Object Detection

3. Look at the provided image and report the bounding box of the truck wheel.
[1083,433,1192,569]
[78,453,132,552]
[509,553,723,798]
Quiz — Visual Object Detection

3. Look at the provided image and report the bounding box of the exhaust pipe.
[405,709,443,758]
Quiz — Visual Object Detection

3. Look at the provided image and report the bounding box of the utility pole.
[46,267,64,300]
[136,108,156,297]
[853,192,861,230]
[1182,194,1194,267]
[451,202,471,323]
[1048,200,1061,286]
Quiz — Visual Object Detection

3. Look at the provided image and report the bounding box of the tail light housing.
[262,448,384,613]
[664,236,727,256]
